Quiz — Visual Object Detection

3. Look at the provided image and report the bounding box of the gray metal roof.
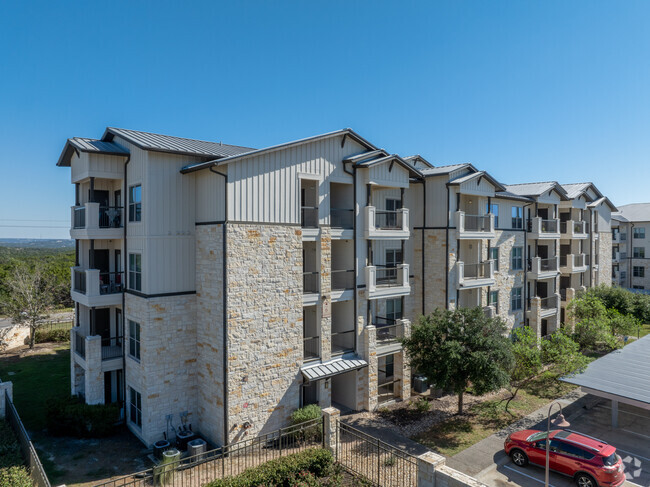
[448,170,507,192]
[561,335,650,406]
[355,154,423,178]
[612,213,630,223]
[403,155,434,168]
[420,163,474,176]
[103,127,255,159]
[503,181,569,200]
[587,196,618,212]
[615,203,650,223]
[57,137,130,166]
[494,190,535,202]
[561,182,603,200]
[300,356,368,382]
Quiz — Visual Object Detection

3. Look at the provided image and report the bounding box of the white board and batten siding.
[536,190,562,206]
[225,135,364,224]
[458,176,496,198]
[364,160,411,189]
[70,151,125,184]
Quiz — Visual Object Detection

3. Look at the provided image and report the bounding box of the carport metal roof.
[300,356,367,382]
[561,335,650,410]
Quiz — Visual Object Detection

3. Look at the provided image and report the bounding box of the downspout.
[209,165,229,446]
[445,184,450,310]
[343,162,357,350]
[122,155,130,415]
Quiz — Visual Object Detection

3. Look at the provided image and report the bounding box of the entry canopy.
[561,335,650,410]
[301,355,367,382]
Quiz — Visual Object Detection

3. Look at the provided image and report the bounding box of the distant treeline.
[0,246,74,314]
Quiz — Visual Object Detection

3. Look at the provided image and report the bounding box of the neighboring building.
[612,203,650,290]
[57,127,616,449]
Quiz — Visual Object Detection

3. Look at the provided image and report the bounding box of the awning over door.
[301,356,368,382]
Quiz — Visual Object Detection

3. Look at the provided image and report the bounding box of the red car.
[504,429,625,487]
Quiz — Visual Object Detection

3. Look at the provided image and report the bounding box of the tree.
[3,265,54,349]
[401,307,514,414]
[506,327,588,413]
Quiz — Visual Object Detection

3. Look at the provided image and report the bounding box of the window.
[488,291,499,313]
[511,288,522,311]
[633,285,645,290]
[386,298,402,321]
[635,228,646,239]
[129,320,141,360]
[129,185,142,222]
[511,206,523,229]
[489,204,499,227]
[129,387,142,427]
[621,233,627,241]
[129,253,142,291]
[634,266,645,278]
[385,249,403,281]
[621,270,627,279]
[385,199,401,228]
[489,247,499,271]
[511,247,523,270]
[634,247,645,258]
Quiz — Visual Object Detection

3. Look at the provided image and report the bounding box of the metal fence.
[5,391,51,487]
[330,208,354,229]
[336,421,418,487]
[94,418,324,487]
[463,214,491,232]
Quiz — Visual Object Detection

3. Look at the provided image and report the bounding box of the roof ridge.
[505,181,558,187]
[106,127,254,150]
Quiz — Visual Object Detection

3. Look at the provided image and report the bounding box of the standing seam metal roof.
[420,163,474,176]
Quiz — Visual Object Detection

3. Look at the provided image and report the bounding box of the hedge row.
[0,421,32,487]
[34,329,69,343]
[46,396,121,438]
[206,448,335,487]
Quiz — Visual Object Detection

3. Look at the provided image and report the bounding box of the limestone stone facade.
[491,230,527,329]
[597,232,612,286]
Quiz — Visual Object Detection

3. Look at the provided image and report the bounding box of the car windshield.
[603,452,617,466]
[527,432,548,442]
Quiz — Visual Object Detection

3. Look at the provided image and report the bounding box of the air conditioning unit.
[188,438,207,460]
[413,376,429,394]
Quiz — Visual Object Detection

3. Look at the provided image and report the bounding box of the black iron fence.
[303,335,320,360]
[374,266,402,287]
[5,391,51,487]
[99,271,124,295]
[301,206,319,228]
[462,261,492,279]
[101,336,123,361]
[99,206,123,228]
[93,418,324,487]
[330,208,354,229]
[337,421,417,487]
[331,269,354,290]
[375,318,404,343]
[74,330,86,359]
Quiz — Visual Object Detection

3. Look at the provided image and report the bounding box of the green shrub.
[46,396,120,438]
[414,397,430,413]
[290,405,322,425]
[573,318,619,352]
[206,448,334,487]
[34,329,69,343]
[0,422,24,469]
[0,466,32,487]
[606,309,640,337]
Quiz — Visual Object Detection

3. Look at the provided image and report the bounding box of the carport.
[561,334,650,427]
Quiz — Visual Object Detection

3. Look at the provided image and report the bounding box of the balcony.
[330,208,354,239]
[612,251,620,263]
[331,269,354,301]
[527,295,560,321]
[72,330,123,372]
[612,232,621,244]
[331,329,355,355]
[303,271,320,305]
[301,206,320,240]
[457,260,495,289]
[71,268,124,307]
[527,256,560,280]
[559,254,588,274]
[560,220,588,239]
[70,203,123,240]
[528,217,561,239]
[366,264,410,299]
[455,211,495,239]
[364,207,409,240]
[303,335,320,361]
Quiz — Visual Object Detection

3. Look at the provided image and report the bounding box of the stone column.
[357,325,377,411]
[394,320,411,401]
[417,451,446,487]
[529,297,541,339]
[84,335,104,405]
[322,406,340,454]
[320,227,332,364]
[0,381,13,419]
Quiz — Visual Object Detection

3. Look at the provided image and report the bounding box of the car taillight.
[602,465,618,473]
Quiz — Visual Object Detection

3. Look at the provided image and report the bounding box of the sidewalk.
[446,389,603,477]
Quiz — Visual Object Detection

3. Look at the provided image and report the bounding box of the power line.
[0,225,69,228]
[0,219,68,222]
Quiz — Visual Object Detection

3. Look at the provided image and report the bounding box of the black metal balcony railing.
[99,272,124,295]
[301,207,319,228]
[74,269,86,293]
[331,269,354,290]
[375,210,402,230]
[560,289,567,300]
[462,261,492,279]
[560,221,567,234]
[74,330,85,359]
[464,214,491,232]
[101,336,123,361]
[74,207,86,229]
[303,271,319,294]
[375,265,402,287]
[330,208,354,229]
[98,206,123,229]
[540,295,558,311]
[303,335,320,360]
[378,378,400,403]
[331,330,355,354]
[560,254,568,266]
[375,318,404,342]
[541,219,558,233]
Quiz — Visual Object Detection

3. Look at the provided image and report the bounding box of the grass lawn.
[0,345,70,433]
[413,372,577,457]
[637,323,650,338]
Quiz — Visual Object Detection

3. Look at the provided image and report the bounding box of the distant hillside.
[0,238,74,249]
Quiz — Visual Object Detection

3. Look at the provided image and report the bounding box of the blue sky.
[2,1,650,239]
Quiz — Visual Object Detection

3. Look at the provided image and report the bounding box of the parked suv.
[504,429,625,487]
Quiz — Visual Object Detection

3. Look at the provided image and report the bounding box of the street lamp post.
[545,401,571,487]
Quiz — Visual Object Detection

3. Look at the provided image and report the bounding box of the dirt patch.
[0,342,66,362]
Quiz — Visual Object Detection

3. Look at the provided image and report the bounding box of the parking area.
[477,401,650,486]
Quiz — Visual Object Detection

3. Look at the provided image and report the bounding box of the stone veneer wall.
[225,223,303,444]
[597,232,613,287]
[195,224,226,446]
[491,230,526,330]
[124,292,197,446]
[422,229,448,312]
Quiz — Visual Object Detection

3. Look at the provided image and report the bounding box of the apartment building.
[58,128,420,448]
[612,203,650,290]
[58,127,615,449]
